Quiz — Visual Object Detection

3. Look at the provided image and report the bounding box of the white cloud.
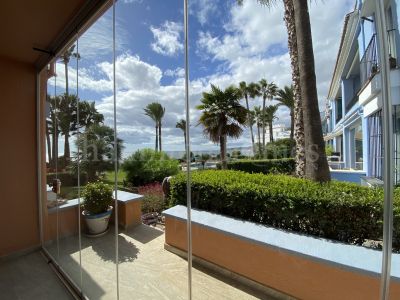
[122,0,143,4]
[164,67,185,78]
[77,11,129,60]
[197,0,354,111]
[190,0,219,26]
[49,1,354,152]
[150,21,183,56]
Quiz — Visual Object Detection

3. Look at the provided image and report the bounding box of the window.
[368,110,383,180]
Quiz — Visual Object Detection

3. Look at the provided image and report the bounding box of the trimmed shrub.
[122,149,180,186]
[81,181,113,215]
[47,172,88,187]
[169,170,400,248]
[255,138,295,159]
[218,158,295,175]
[137,183,165,214]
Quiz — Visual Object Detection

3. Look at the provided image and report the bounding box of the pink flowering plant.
[137,183,164,214]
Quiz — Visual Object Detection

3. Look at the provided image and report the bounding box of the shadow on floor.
[123,223,164,244]
[91,235,139,263]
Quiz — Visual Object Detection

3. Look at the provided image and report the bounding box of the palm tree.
[264,105,279,143]
[239,81,256,154]
[197,84,248,169]
[59,45,80,96]
[175,119,187,150]
[258,79,277,149]
[292,0,330,182]
[276,86,294,139]
[59,45,80,162]
[238,0,329,181]
[252,106,263,156]
[144,102,165,151]
[74,124,124,182]
[199,153,211,169]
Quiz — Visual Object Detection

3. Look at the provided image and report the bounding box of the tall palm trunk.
[46,121,52,164]
[283,0,305,177]
[64,61,69,96]
[155,125,159,151]
[244,95,256,154]
[269,121,274,142]
[293,0,330,182]
[64,62,70,163]
[219,135,227,169]
[262,96,266,150]
[158,121,162,151]
[257,123,262,155]
[290,111,294,140]
[64,133,70,164]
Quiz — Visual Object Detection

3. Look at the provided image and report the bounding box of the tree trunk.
[64,62,69,96]
[257,124,262,156]
[183,132,187,151]
[155,125,158,151]
[64,132,70,165]
[269,121,274,142]
[63,61,70,163]
[245,95,256,154]
[290,111,294,140]
[283,0,305,177]
[158,121,162,152]
[262,97,266,151]
[46,121,52,164]
[293,0,330,182]
[220,135,227,169]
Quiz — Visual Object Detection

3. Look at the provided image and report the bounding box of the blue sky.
[49,0,354,158]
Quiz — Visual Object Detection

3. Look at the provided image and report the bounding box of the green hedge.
[169,170,400,249]
[122,148,180,186]
[47,172,88,187]
[218,158,295,175]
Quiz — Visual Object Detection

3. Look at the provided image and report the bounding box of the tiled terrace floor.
[0,251,73,300]
[45,224,270,299]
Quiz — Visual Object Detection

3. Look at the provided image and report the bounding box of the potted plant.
[81,181,113,235]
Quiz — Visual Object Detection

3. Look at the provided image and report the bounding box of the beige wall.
[165,216,400,300]
[0,57,39,256]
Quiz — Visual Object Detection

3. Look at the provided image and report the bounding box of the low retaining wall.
[47,191,143,240]
[163,205,400,300]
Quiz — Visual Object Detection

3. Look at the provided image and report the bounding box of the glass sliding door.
[113,0,191,298]
[56,40,84,290]
[40,38,85,294]
[77,7,118,299]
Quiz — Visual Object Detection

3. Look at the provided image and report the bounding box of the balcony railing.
[345,93,359,113]
[360,34,378,86]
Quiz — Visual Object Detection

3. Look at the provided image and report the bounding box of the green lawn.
[102,170,127,186]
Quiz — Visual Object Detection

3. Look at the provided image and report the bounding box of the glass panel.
[41,40,84,291]
[114,0,189,298]
[42,63,60,260]
[78,8,118,299]
[186,1,386,299]
[56,40,83,290]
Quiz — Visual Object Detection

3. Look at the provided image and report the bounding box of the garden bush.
[47,172,88,187]
[218,158,295,175]
[122,148,180,186]
[254,138,295,159]
[137,183,165,213]
[169,170,400,249]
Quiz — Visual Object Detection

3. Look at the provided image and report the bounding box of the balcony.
[360,34,378,87]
